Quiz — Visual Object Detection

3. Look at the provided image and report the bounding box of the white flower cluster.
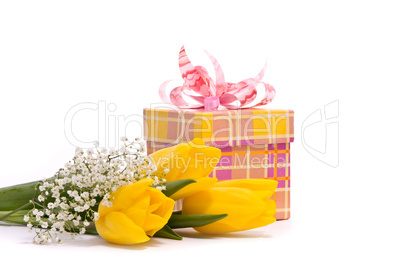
[24,137,166,244]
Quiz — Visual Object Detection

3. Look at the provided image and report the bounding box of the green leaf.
[168,213,228,229]
[0,176,56,212]
[0,210,29,225]
[162,179,196,197]
[0,181,39,212]
[85,229,99,235]
[153,225,182,240]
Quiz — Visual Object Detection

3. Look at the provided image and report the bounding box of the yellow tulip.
[149,138,221,200]
[182,179,278,234]
[169,176,218,201]
[95,179,175,244]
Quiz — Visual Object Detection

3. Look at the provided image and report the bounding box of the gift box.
[144,107,294,220]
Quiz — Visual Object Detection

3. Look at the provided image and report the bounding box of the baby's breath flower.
[80,192,89,199]
[25,137,162,244]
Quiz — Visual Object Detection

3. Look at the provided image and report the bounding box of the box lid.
[144,108,294,148]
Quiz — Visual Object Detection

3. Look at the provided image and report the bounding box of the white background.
[1,1,401,268]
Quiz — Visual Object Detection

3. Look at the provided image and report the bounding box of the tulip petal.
[147,188,164,212]
[152,194,175,220]
[191,193,277,234]
[98,179,153,216]
[149,143,191,182]
[189,138,205,146]
[195,215,276,234]
[95,211,150,245]
[144,188,175,236]
[125,195,150,227]
[241,216,276,231]
[263,199,276,216]
[182,187,266,229]
[95,179,175,244]
[179,143,221,180]
[150,139,221,182]
[193,222,241,234]
[215,179,278,198]
[152,199,175,232]
[143,213,167,236]
[238,199,276,231]
[170,177,218,200]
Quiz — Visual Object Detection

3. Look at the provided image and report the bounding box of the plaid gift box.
[143,107,294,220]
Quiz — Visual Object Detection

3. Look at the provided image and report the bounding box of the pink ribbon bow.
[159,46,276,111]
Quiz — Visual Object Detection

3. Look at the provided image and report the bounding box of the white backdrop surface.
[0,1,401,268]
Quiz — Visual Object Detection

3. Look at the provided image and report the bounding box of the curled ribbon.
[159,46,276,111]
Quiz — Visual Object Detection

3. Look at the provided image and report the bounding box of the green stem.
[31,200,44,208]
[0,202,31,221]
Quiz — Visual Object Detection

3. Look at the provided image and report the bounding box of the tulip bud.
[149,138,221,200]
[95,179,175,244]
[182,179,277,234]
